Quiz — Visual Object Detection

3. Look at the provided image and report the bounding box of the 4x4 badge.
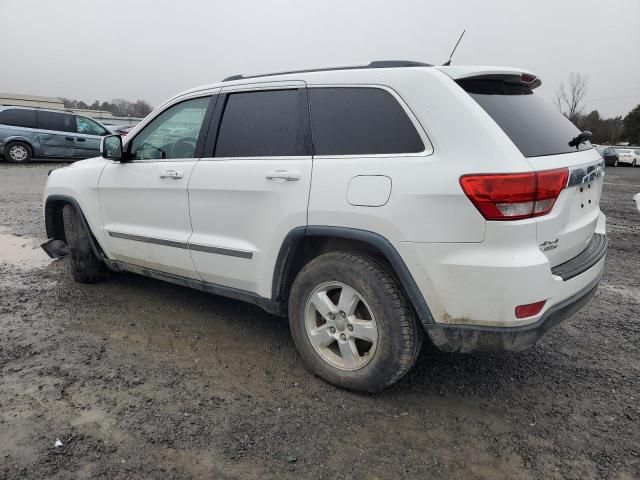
[539,238,559,252]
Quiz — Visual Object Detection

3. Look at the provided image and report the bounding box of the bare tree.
[554,72,588,123]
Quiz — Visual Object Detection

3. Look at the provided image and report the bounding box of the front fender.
[43,157,110,254]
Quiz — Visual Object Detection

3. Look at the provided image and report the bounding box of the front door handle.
[265,170,301,182]
[65,137,75,141]
[159,169,183,179]
[76,138,86,142]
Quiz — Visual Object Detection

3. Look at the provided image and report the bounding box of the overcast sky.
[1,0,638,117]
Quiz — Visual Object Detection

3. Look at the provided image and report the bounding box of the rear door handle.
[65,137,75,141]
[76,138,86,142]
[159,169,183,179]
[265,170,301,181]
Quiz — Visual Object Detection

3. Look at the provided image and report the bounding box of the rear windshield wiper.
[569,130,592,148]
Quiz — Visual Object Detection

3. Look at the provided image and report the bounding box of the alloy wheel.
[9,145,28,162]
[305,281,378,371]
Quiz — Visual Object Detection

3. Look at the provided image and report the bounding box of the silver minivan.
[0,106,111,163]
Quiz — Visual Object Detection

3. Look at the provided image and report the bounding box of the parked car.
[596,145,620,166]
[0,106,111,163]
[42,61,607,392]
[105,124,135,136]
[614,148,639,167]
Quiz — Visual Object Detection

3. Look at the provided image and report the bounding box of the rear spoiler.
[435,66,541,89]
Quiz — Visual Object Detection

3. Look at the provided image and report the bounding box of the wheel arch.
[272,226,435,326]
[44,194,106,260]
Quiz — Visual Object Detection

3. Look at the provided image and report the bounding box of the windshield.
[459,78,592,158]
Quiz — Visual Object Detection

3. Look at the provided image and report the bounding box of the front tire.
[4,141,32,163]
[62,204,110,283]
[288,251,422,392]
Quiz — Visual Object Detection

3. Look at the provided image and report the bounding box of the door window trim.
[307,84,433,159]
[120,90,219,163]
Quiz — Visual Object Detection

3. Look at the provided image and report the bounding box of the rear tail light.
[459,168,569,220]
[515,300,546,319]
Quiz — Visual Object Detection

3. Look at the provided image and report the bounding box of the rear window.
[308,87,424,156]
[459,78,592,158]
[0,108,37,128]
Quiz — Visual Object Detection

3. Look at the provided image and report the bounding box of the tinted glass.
[129,96,210,160]
[76,116,108,136]
[37,111,75,132]
[460,79,592,158]
[215,89,309,157]
[308,87,424,155]
[0,108,37,128]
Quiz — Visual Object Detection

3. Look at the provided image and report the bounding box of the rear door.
[460,76,605,266]
[74,115,110,158]
[188,82,312,297]
[36,111,76,158]
[98,93,215,278]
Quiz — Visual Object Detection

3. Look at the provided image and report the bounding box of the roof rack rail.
[222,60,432,82]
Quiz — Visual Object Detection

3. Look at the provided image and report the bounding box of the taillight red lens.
[459,168,568,220]
[515,300,546,319]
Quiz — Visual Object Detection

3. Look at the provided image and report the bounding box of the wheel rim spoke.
[338,339,360,369]
[337,285,359,316]
[349,319,378,343]
[308,324,334,349]
[310,290,337,320]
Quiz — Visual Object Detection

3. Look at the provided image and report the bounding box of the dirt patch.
[1,163,639,479]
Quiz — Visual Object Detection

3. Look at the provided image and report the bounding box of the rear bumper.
[425,270,602,352]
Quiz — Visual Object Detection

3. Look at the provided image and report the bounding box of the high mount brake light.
[459,168,569,220]
[520,73,537,84]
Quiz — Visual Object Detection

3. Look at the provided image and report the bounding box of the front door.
[98,94,215,279]
[74,115,110,158]
[188,83,312,297]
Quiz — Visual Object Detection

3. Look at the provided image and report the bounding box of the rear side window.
[0,108,37,128]
[459,78,592,158]
[37,111,75,132]
[308,87,424,156]
[215,89,310,157]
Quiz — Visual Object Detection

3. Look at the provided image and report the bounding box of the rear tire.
[288,251,422,392]
[62,204,110,283]
[4,141,32,163]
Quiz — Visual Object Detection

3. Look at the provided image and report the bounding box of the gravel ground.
[1,162,639,480]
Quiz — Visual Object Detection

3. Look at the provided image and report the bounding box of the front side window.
[76,116,108,136]
[308,87,425,156]
[0,108,37,128]
[215,89,310,157]
[37,111,75,132]
[129,96,210,160]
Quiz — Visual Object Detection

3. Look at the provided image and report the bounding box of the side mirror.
[101,135,124,161]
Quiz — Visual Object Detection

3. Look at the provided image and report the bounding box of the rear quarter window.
[459,78,592,158]
[308,87,424,156]
[0,108,37,128]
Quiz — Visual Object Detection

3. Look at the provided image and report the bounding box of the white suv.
[43,61,607,392]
